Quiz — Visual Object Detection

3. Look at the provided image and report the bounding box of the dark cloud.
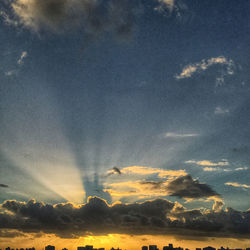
[167,175,219,199]
[139,175,219,201]
[140,181,164,190]
[107,166,122,177]
[0,229,27,238]
[112,167,122,175]
[0,197,250,239]
[6,0,142,40]
[0,184,9,188]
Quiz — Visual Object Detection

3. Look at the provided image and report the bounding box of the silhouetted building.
[85,246,93,250]
[142,247,148,250]
[163,244,175,250]
[149,246,158,250]
[78,247,86,250]
[45,245,55,250]
[203,247,216,250]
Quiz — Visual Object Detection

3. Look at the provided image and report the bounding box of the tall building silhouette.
[45,245,55,250]
[149,245,158,250]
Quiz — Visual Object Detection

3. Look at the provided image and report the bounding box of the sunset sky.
[0,0,250,249]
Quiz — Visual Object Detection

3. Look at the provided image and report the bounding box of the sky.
[0,0,250,249]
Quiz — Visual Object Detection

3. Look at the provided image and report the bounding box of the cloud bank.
[0,197,250,239]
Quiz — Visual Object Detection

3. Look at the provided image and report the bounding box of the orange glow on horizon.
[1,233,250,250]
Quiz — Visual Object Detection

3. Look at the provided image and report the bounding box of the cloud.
[120,166,187,178]
[164,132,199,138]
[0,197,250,239]
[225,182,250,189]
[0,184,9,188]
[203,167,221,172]
[5,69,17,77]
[185,160,248,173]
[4,50,28,77]
[0,10,19,26]
[212,200,224,213]
[155,0,189,21]
[156,0,175,13]
[105,166,219,202]
[185,160,229,167]
[203,166,248,172]
[214,106,230,115]
[235,167,248,171]
[7,0,141,41]
[17,51,28,65]
[107,167,122,176]
[166,175,220,200]
[175,56,235,80]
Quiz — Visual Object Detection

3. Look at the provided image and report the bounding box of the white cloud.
[214,106,230,115]
[175,56,235,80]
[203,167,221,172]
[5,70,17,77]
[185,160,229,167]
[225,182,250,189]
[164,132,199,138]
[235,167,248,171]
[4,51,28,77]
[17,51,28,65]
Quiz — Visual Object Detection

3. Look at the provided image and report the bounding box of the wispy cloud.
[214,106,230,115]
[175,56,235,80]
[164,132,199,138]
[235,167,248,171]
[4,51,28,77]
[5,70,17,77]
[121,166,187,178]
[225,182,250,189]
[203,167,222,172]
[155,0,189,21]
[185,160,229,167]
[17,51,28,65]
